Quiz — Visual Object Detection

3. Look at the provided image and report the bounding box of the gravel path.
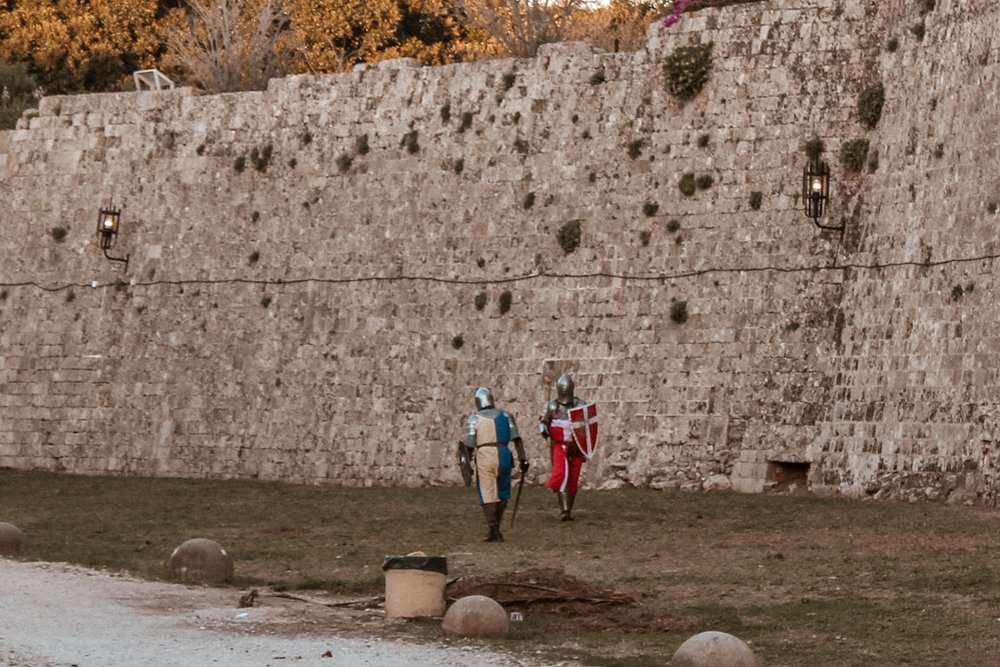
[0,559,554,667]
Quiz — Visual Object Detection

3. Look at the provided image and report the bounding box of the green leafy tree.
[0,0,162,93]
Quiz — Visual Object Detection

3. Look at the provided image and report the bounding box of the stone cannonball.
[168,538,234,584]
[0,522,24,552]
[671,631,758,667]
[441,595,510,639]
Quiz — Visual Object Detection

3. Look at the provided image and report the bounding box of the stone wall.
[2,0,999,504]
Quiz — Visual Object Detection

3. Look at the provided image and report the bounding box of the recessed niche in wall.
[766,461,810,493]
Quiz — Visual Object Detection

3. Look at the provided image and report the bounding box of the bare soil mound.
[446,567,696,634]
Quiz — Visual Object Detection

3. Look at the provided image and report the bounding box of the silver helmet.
[474,386,495,410]
[556,374,574,406]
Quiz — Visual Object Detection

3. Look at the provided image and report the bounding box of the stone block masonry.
[2,0,999,505]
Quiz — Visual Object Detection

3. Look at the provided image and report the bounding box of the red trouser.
[546,442,584,495]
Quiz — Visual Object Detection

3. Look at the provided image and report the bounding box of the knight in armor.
[464,387,529,542]
[539,374,587,521]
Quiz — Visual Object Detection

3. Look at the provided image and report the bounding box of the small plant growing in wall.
[589,69,606,85]
[452,334,465,349]
[474,292,488,310]
[670,299,689,324]
[886,36,899,52]
[355,134,370,155]
[336,153,353,173]
[666,219,680,233]
[678,172,697,196]
[662,42,713,100]
[453,158,465,175]
[261,295,272,308]
[639,230,652,246]
[250,144,273,172]
[50,226,67,242]
[459,111,473,133]
[402,130,420,154]
[785,320,800,332]
[910,21,925,40]
[248,251,260,265]
[301,131,313,145]
[196,143,206,156]
[557,219,582,254]
[234,156,247,172]
[440,103,451,123]
[840,139,870,173]
[857,82,885,129]
[696,174,714,190]
[804,136,825,161]
[523,191,536,209]
[749,191,763,210]
[643,201,659,217]
[627,139,643,159]
[498,290,512,315]
[514,138,529,154]
[697,133,710,148]
[501,72,516,92]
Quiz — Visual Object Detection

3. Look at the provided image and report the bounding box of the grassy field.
[2,468,999,666]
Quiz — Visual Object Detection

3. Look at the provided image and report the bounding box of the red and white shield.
[569,403,599,460]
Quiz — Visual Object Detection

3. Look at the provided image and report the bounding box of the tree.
[565,1,670,53]
[0,0,162,93]
[450,0,585,58]
[284,0,476,73]
[163,0,294,92]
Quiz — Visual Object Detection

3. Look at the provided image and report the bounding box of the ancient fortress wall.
[1,0,998,504]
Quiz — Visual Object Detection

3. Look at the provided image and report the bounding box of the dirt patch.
[446,567,697,634]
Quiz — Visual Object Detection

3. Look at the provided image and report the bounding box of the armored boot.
[482,502,503,542]
[557,492,573,521]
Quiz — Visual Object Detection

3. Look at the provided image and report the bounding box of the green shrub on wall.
[670,300,689,324]
[840,139,870,172]
[662,43,713,100]
[498,291,512,314]
[857,82,885,129]
[678,173,697,196]
[0,63,37,130]
[557,220,582,254]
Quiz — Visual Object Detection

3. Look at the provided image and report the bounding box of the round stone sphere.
[671,631,758,667]
[168,538,233,584]
[0,522,24,552]
[442,595,510,639]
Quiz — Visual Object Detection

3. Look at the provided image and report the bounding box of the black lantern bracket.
[96,202,130,272]
[802,160,843,236]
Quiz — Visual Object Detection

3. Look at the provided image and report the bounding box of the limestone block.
[0,522,24,552]
[671,631,758,667]
[703,474,733,491]
[168,538,234,584]
[442,595,510,639]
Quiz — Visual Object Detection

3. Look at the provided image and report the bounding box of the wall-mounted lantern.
[802,160,842,234]
[97,203,130,272]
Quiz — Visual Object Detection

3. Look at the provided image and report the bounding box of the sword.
[510,467,526,527]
